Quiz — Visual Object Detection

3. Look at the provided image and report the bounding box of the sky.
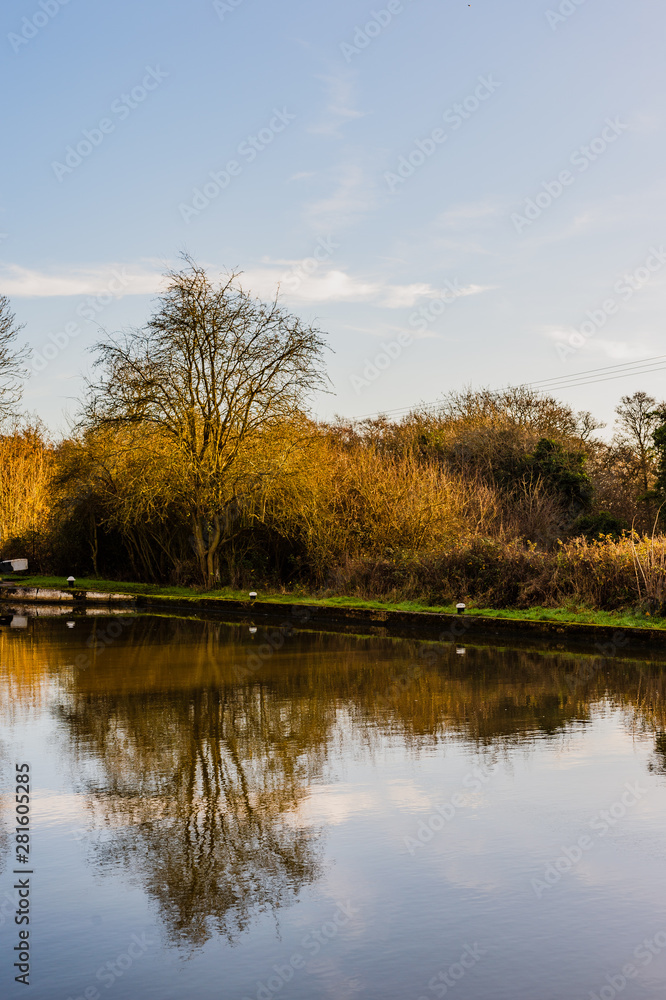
[2,0,665,434]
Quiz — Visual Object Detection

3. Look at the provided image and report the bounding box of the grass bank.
[5,575,666,632]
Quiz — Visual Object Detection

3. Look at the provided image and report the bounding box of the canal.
[1,612,665,999]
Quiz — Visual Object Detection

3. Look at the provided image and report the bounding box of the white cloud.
[243,264,493,308]
[2,257,493,317]
[285,783,382,827]
[243,266,376,303]
[295,269,380,302]
[0,261,165,298]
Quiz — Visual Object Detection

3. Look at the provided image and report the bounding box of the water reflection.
[0,739,8,876]
[2,614,666,959]
[54,621,334,947]
[648,732,666,775]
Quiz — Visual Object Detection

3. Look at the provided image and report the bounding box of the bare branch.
[0,295,30,422]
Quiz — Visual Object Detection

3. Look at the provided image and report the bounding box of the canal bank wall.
[1,584,665,653]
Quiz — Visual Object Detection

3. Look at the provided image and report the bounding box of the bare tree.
[84,256,329,585]
[0,296,29,422]
[614,391,659,522]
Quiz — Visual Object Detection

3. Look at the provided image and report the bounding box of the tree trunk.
[206,514,222,587]
[90,513,99,577]
[192,512,222,587]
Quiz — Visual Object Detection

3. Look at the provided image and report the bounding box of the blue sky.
[2,0,665,433]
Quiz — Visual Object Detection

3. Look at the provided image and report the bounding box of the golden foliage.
[0,423,52,551]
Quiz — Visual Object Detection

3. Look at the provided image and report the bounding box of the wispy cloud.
[2,258,493,316]
[587,339,652,359]
[395,202,505,263]
[308,71,366,138]
[304,162,376,231]
[545,326,651,361]
[244,264,493,308]
[0,262,165,297]
[436,201,502,228]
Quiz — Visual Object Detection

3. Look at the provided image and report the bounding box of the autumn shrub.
[325,539,548,607]
[323,535,666,611]
[0,422,53,569]
[257,431,504,584]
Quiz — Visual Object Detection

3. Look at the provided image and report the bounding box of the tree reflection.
[55,619,332,948]
[4,614,666,947]
[648,732,666,775]
[0,739,8,876]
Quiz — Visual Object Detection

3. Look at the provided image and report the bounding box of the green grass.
[455,605,666,630]
[7,576,206,598]
[4,575,666,630]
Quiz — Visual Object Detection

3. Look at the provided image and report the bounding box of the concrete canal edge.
[1,584,666,653]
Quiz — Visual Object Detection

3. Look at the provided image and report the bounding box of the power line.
[544,364,666,391]
[524,354,666,389]
[351,354,666,421]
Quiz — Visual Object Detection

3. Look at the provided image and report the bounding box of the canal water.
[1,612,666,1000]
